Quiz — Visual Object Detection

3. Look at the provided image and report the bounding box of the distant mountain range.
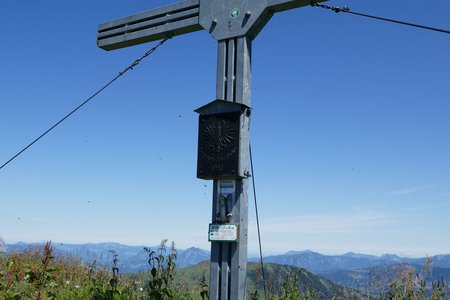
[251,250,450,296]
[251,249,450,273]
[7,242,450,277]
[6,242,450,296]
[6,242,209,273]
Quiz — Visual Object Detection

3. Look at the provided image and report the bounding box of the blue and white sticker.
[219,180,235,193]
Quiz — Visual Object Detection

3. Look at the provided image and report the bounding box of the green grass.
[1,241,447,299]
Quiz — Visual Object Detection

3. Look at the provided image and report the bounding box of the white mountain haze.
[6,241,450,273]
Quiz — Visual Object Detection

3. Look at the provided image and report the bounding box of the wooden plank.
[220,244,230,299]
[98,8,199,40]
[235,36,252,106]
[98,0,199,32]
[209,180,220,300]
[230,179,249,300]
[216,41,227,100]
[226,38,236,102]
[210,243,221,300]
[98,17,201,50]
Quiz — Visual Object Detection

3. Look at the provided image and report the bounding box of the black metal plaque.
[197,111,241,179]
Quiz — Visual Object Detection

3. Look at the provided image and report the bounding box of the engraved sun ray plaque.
[195,100,250,179]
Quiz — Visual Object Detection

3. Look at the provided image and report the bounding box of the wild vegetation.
[0,241,447,299]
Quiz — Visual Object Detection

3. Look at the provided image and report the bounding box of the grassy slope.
[318,263,450,296]
[174,261,362,299]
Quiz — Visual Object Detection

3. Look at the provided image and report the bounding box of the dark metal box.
[195,100,250,179]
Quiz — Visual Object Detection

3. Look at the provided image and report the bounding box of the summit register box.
[195,100,250,180]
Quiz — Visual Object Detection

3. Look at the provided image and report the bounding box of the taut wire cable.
[0,38,169,171]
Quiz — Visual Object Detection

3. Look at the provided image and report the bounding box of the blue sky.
[1,0,449,257]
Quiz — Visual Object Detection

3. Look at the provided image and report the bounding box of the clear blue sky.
[1,0,449,257]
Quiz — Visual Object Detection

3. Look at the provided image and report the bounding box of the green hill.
[174,262,362,299]
[319,263,450,296]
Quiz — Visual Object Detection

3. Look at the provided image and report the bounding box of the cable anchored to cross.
[311,2,450,35]
[0,38,169,172]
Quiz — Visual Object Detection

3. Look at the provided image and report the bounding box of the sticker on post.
[219,180,235,194]
[208,224,238,242]
[230,8,240,19]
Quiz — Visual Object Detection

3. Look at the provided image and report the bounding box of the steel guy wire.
[311,2,450,35]
[249,143,268,300]
[0,38,169,172]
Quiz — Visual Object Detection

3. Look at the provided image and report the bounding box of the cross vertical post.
[209,36,252,299]
[97,0,328,299]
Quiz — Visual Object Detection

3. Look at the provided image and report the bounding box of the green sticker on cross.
[230,8,240,19]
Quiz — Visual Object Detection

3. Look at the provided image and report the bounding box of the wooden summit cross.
[97,0,326,298]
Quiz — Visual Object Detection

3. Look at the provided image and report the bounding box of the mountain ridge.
[255,250,450,272]
[6,242,209,272]
[6,242,450,273]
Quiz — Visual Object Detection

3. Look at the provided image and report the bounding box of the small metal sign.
[209,224,239,242]
[220,179,235,193]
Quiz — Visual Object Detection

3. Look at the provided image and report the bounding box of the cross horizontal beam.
[98,0,201,51]
[267,0,326,13]
[97,0,328,50]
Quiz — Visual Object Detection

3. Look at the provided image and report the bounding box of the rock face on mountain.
[0,236,7,253]
[177,247,210,267]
